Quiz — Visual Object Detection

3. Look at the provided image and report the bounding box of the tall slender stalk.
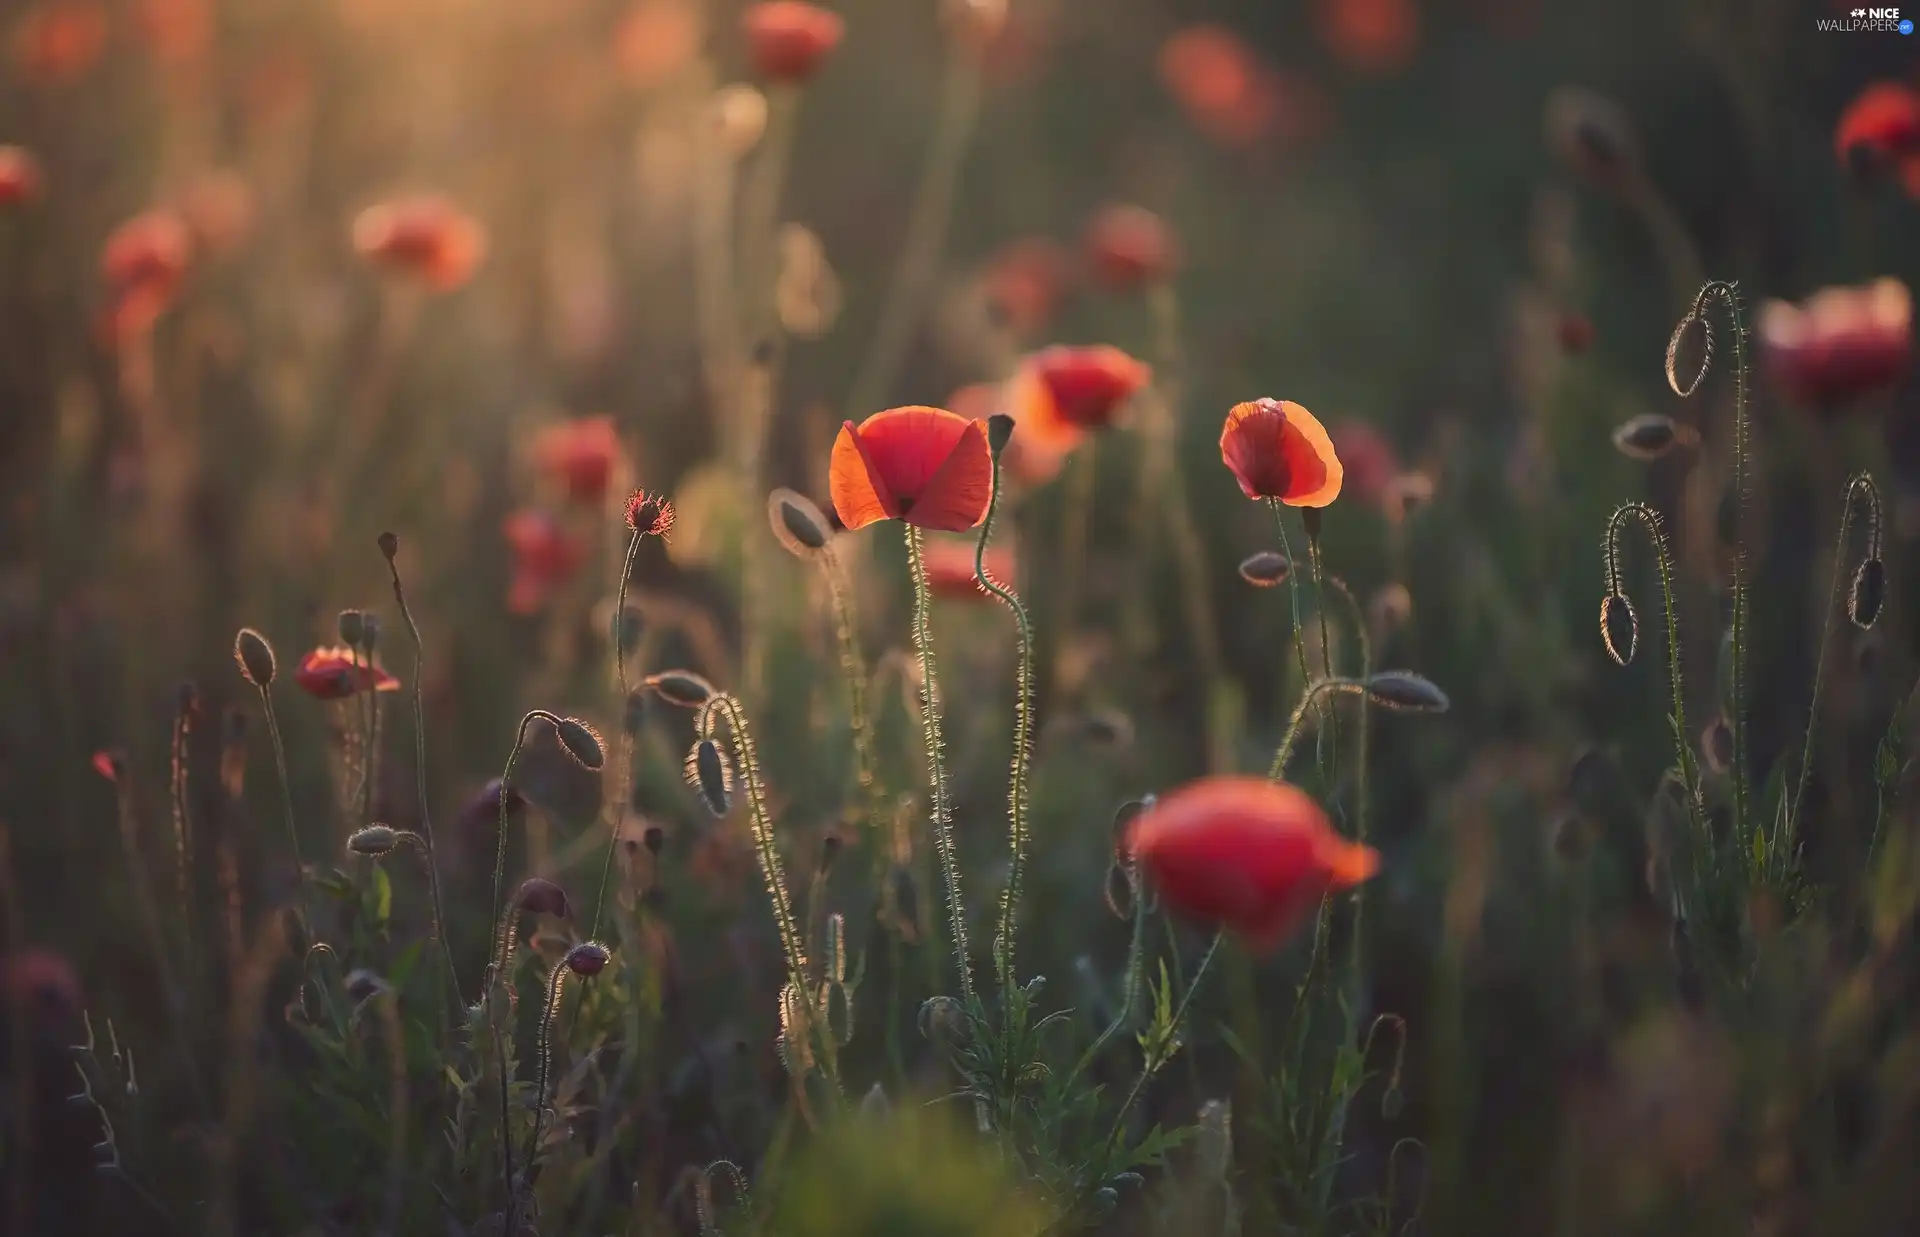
[254,683,311,937]
[1602,502,1704,835]
[822,546,887,833]
[587,523,648,942]
[1268,501,1318,743]
[904,524,975,1007]
[1104,932,1224,1147]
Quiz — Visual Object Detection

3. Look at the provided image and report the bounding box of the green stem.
[904,524,975,1007]
[1068,859,1149,1088]
[257,686,311,936]
[1270,501,1318,738]
[974,448,1035,997]
[491,711,565,984]
[823,547,886,833]
[1603,503,1704,836]
[587,527,646,943]
[1268,678,1368,781]
[1105,931,1224,1149]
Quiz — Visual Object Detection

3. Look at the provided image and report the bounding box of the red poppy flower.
[294,645,402,701]
[0,146,43,207]
[1007,345,1152,454]
[352,196,487,291]
[1083,204,1180,293]
[980,237,1073,337]
[1219,398,1345,507]
[614,0,703,90]
[829,406,994,533]
[1158,24,1282,148]
[1328,420,1398,509]
[1556,311,1596,354]
[1834,81,1920,182]
[503,509,586,614]
[136,0,212,67]
[921,536,1015,601]
[10,2,106,87]
[534,415,622,505]
[101,210,193,340]
[1758,278,1911,410]
[1314,0,1418,77]
[1123,776,1379,952]
[90,750,123,782]
[741,2,844,83]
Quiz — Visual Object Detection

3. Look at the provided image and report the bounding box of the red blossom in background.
[534,416,623,506]
[0,146,44,207]
[294,646,401,701]
[352,196,487,292]
[1759,277,1912,411]
[1220,398,1346,507]
[979,237,1073,337]
[921,536,1015,601]
[1314,0,1419,77]
[10,2,106,87]
[1083,204,1179,294]
[614,0,703,90]
[1329,420,1400,509]
[1158,24,1283,148]
[135,0,212,67]
[1007,345,1152,455]
[101,209,193,341]
[503,509,586,614]
[1834,81,1920,189]
[741,2,844,84]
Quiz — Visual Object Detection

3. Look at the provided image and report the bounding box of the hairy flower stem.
[823,548,886,833]
[587,526,647,943]
[255,684,312,939]
[1789,473,1883,838]
[375,994,409,1237]
[842,58,982,421]
[1068,860,1149,1088]
[169,696,194,961]
[1051,441,1097,692]
[1603,503,1704,835]
[1666,281,1750,838]
[509,963,571,1234]
[904,525,977,1007]
[1105,931,1224,1149]
[974,445,1035,997]
[383,548,461,1017]
[490,710,567,985]
[1304,527,1341,778]
[1269,680,1367,781]
[1269,501,1320,746]
[1322,580,1374,1034]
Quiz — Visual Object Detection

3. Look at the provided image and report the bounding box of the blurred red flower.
[1556,311,1596,353]
[503,509,586,615]
[1220,398,1345,507]
[2,948,83,1029]
[136,0,212,67]
[535,416,622,506]
[614,0,703,90]
[1328,420,1400,509]
[101,209,193,340]
[1758,277,1911,410]
[1007,345,1152,456]
[921,536,1014,601]
[1123,776,1379,952]
[829,406,994,533]
[741,2,844,83]
[178,171,255,258]
[979,237,1073,337]
[352,196,487,292]
[1834,81,1920,187]
[294,646,401,701]
[0,146,44,208]
[1083,204,1179,294]
[1314,0,1419,77]
[1158,24,1283,148]
[951,381,1064,486]
[10,2,106,87]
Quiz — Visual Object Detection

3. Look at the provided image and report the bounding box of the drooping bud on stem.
[646,669,718,708]
[233,628,277,687]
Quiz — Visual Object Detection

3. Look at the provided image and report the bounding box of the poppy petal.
[903,417,994,532]
[1220,401,1291,499]
[1007,363,1085,451]
[829,420,898,530]
[1279,402,1343,507]
[852,406,977,504]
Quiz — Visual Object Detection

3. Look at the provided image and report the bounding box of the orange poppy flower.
[1314,0,1418,77]
[921,536,1014,601]
[1834,81,1920,181]
[101,210,193,340]
[1123,775,1379,952]
[135,0,212,67]
[829,405,994,533]
[614,0,703,90]
[1083,204,1179,293]
[10,2,106,87]
[1758,277,1912,411]
[0,146,43,207]
[294,646,402,701]
[979,237,1073,337]
[1219,398,1344,507]
[950,382,1057,486]
[741,2,844,83]
[1158,24,1281,148]
[1007,345,1152,453]
[503,509,586,614]
[352,196,487,292]
[534,415,622,505]
[1328,419,1398,509]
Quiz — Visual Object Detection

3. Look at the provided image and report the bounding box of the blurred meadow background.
[4,0,1920,1234]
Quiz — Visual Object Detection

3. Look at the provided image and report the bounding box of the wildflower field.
[4,1,1920,1234]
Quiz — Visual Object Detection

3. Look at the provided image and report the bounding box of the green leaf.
[369,863,392,926]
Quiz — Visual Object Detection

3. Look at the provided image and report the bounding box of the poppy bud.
[1666,313,1712,398]
[713,83,769,157]
[741,3,844,84]
[1700,716,1734,774]
[1238,550,1291,587]
[564,941,610,977]
[685,738,733,815]
[377,531,399,561]
[917,994,966,1044]
[767,487,832,556]
[1600,592,1638,666]
[348,825,398,856]
[336,609,365,649]
[1544,87,1642,194]
[1849,558,1885,629]
[1610,414,1697,461]
[1382,472,1435,525]
[1103,859,1134,919]
[554,717,607,770]
[987,412,1016,458]
[514,876,572,919]
[361,614,382,653]
[642,823,665,855]
[646,669,717,708]
[1363,671,1451,714]
[1111,796,1153,854]
[1092,1188,1119,1216]
[233,627,277,687]
[818,831,842,873]
[344,969,389,1002]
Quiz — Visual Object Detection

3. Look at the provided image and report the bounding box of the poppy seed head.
[564,941,611,977]
[767,487,832,556]
[623,489,676,538]
[1611,414,1695,461]
[1849,558,1885,629]
[646,669,717,709]
[1238,550,1292,588]
[233,627,277,687]
[1363,671,1452,714]
[348,824,399,857]
[987,413,1015,458]
[685,738,733,816]
[377,531,399,561]
[1600,593,1638,666]
[336,609,367,649]
[554,717,607,770]
[514,876,572,919]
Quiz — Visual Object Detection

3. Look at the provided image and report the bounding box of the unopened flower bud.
[233,627,277,687]
[767,488,832,556]
[1849,558,1885,629]
[1600,593,1638,666]
[348,825,399,856]
[646,669,717,708]
[686,738,733,816]
[554,717,606,769]
[337,609,367,649]
[1363,671,1451,714]
[987,412,1016,458]
[564,941,610,977]
[514,876,572,919]
[1238,550,1291,588]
